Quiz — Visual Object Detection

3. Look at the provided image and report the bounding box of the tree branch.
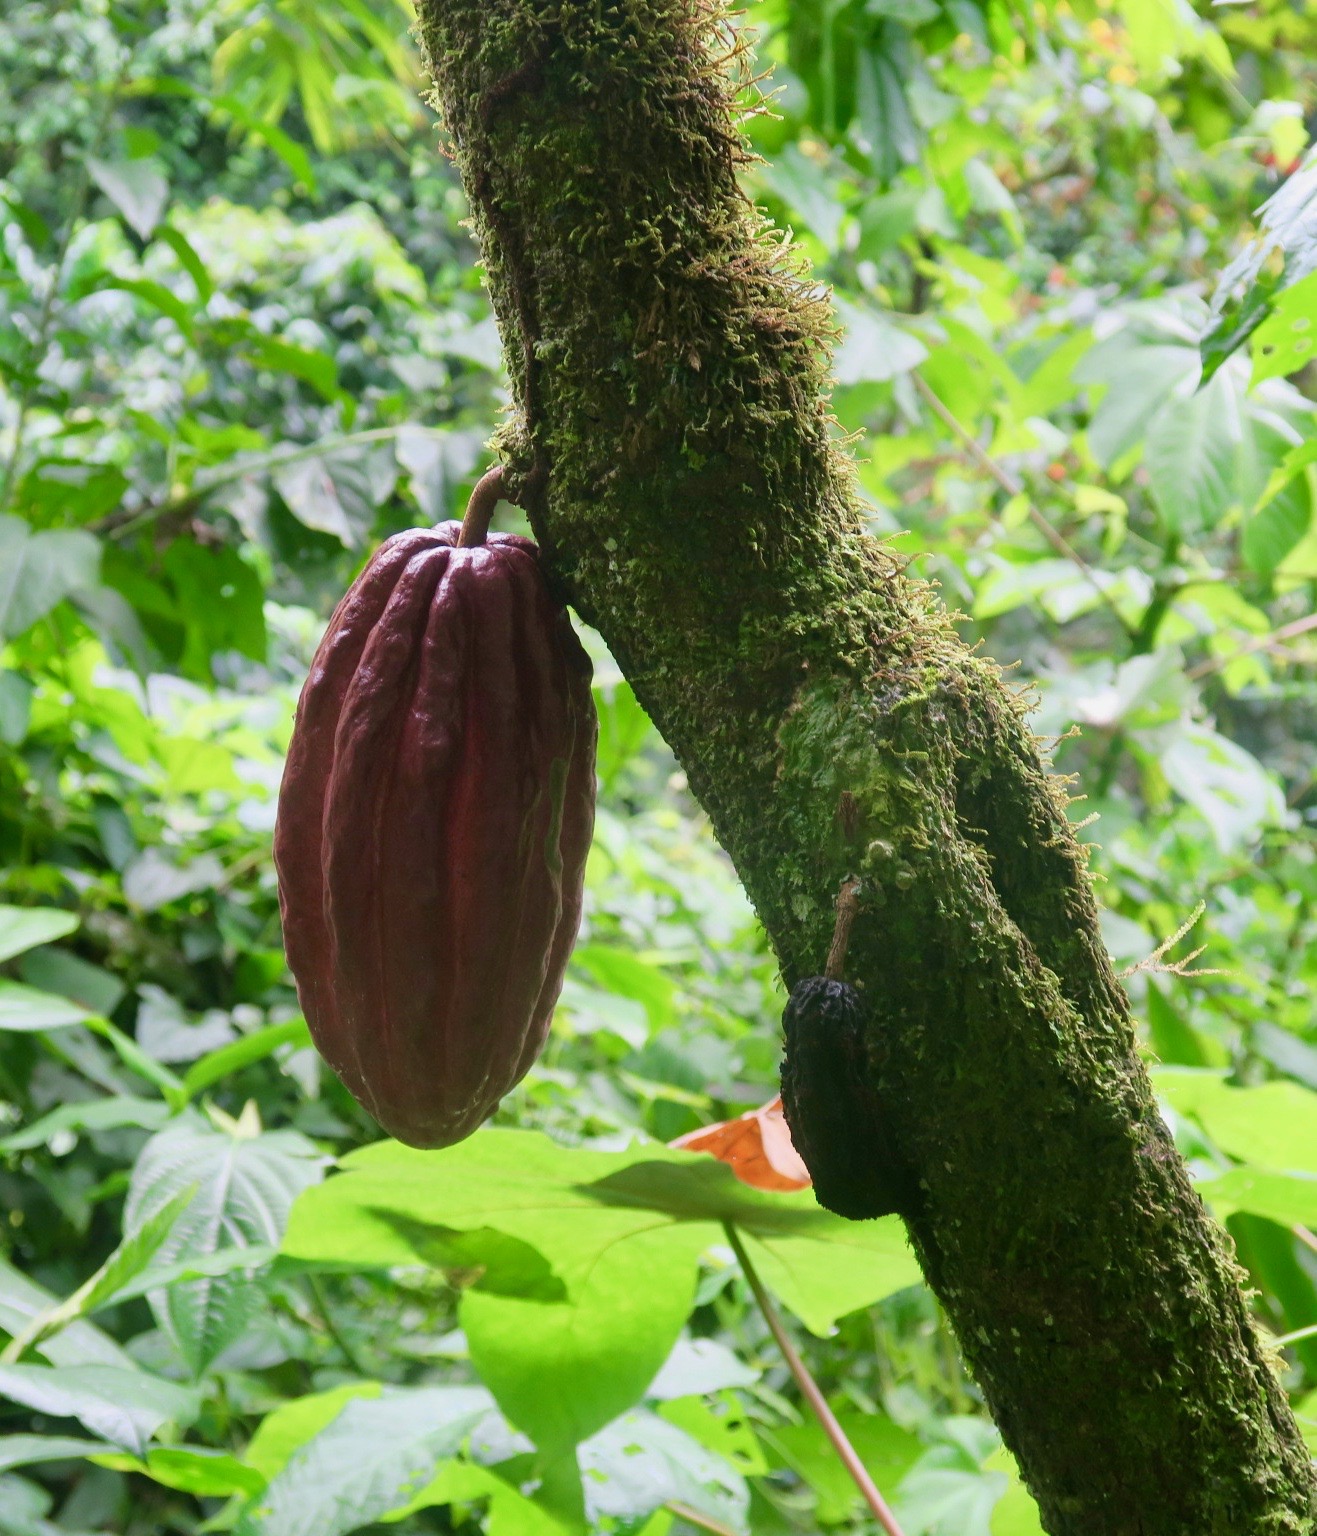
[414,2,1317,1529]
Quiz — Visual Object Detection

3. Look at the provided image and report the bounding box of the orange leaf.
[670,1095,812,1192]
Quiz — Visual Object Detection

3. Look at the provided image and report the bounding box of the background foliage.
[2,1,1317,1533]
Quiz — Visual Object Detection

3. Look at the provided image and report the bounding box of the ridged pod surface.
[274,520,597,1148]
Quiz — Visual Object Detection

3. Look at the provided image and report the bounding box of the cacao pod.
[780,977,920,1220]
[274,517,597,1148]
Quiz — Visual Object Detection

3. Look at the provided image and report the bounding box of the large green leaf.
[577,1409,750,1534]
[761,1409,921,1525]
[1157,726,1287,855]
[235,1387,491,1536]
[1144,366,1245,535]
[124,1110,324,1372]
[244,1383,386,1483]
[1197,1168,1317,1228]
[0,518,101,641]
[283,1131,921,1448]
[462,1223,705,1454]
[1075,340,1198,469]
[1203,150,1317,376]
[0,907,79,965]
[1156,1071,1317,1173]
[0,1363,198,1456]
[86,157,169,240]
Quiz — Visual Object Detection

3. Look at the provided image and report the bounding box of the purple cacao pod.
[274,520,597,1148]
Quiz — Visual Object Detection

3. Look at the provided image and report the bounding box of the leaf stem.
[663,1500,740,1536]
[722,1222,909,1536]
[1273,1321,1317,1349]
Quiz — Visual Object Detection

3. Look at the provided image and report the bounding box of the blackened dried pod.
[274,517,596,1149]
[779,976,921,1221]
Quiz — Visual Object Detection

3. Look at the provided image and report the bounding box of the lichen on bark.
[414,1,1317,1529]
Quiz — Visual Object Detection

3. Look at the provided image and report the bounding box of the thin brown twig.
[910,372,1135,638]
[1186,611,1317,681]
[723,1222,909,1536]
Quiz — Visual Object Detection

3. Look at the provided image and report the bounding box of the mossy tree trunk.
[414,2,1317,1530]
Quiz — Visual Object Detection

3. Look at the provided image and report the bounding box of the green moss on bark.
[415,1,1317,1529]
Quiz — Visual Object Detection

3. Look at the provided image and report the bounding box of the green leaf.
[1,1187,198,1364]
[383,1460,568,1536]
[1075,342,1198,469]
[761,1411,921,1525]
[95,276,195,336]
[463,1223,704,1454]
[658,1395,767,1478]
[245,1383,384,1483]
[367,1217,566,1301]
[1249,269,1317,385]
[760,145,846,251]
[646,1337,759,1400]
[1155,1071,1317,1173]
[244,335,341,402]
[0,1435,120,1475]
[20,947,124,1019]
[577,1409,749,1534]
[86,156,170,240]
[1157,726,1287,854]
[181,1019,311,1101]
[0,906,80,965]
[0,1260,136,1371]
[0,670,32,745]
[0,192,53,249]
[1196,1168,1317,1229]
[98,1244,278,1309]
[0,981,92,1031]
[572,946,677,1032]
[833,298,928,384]
[738,1222,922,1338]
[0,1363,199,1456]
[1143,367,1244,535]
[207,92,317,192]
[124,1112,324,1372]
[1203,150,1317,376]
[284,1131,922,1450]
[91,1444,265,1498]
[236,1387,491,1536]
[0,517,101,641]
[270,444,394,547]
[71,1015,185,1100]
[121,849,224,912]
[154,224,214,302]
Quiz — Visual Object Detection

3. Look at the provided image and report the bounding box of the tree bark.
[414,2,1317,1530]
